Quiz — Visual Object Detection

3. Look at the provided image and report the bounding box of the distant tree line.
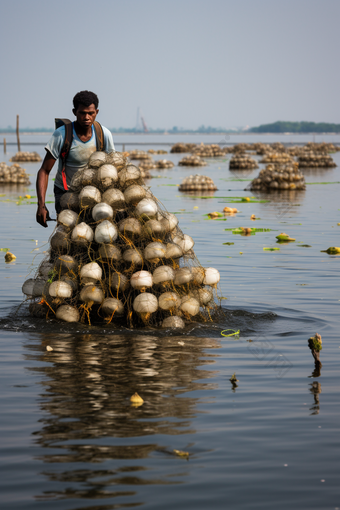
[249,121,340,133]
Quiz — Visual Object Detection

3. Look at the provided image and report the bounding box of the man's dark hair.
[73,90,99,111]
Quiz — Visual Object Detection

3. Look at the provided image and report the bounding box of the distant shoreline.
[1,131,340,136]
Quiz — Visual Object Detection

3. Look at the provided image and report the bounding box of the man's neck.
[74,121,93,141]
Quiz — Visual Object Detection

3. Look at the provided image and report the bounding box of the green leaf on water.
[263,247,280,251]
[306,181,340,185]
[223,242,234,245]
[0,248,9,252]
[299,244,312,247]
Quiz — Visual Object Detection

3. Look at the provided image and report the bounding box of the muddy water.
[0,136,340,509]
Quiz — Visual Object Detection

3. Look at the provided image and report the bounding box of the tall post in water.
[3,138,6,154]
[16,115,21,152]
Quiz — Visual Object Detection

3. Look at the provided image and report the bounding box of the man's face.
[73,103,98,128]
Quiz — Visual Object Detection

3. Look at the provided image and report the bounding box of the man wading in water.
[36,90,114,227]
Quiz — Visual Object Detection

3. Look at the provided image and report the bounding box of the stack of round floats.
[297,151,337,168]
[170,143,197,153]
[192,144,225,157]
[249,162,306,191]
[23,151,221,329]
[138,159,157,171]
[229,154,259,170]
[128,150,153,160]
[10,151,41,162]
[148,149,168,155]
[260,152,293,164]
[178,155,207,166]
[178,174,217,192]
[0,162,31,184]
[230,143,253,153]
[156,159,174,169]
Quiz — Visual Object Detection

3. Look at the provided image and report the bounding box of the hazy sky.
[1,0,339,130]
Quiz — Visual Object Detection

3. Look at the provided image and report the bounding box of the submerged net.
[24,151,222,328]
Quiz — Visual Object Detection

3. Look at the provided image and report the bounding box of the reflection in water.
[25,333,220,507]
[309,381,322,416]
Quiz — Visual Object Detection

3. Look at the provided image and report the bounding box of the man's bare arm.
[36,151,56,227]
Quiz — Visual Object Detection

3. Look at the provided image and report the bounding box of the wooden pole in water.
[16,114,21,152]
[3,138,6,154]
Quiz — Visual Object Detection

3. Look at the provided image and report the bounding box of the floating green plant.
[224,227,273,235]
[263,247,280,251]
[223,242,234,245]
[276,233,295,242]
[321,247,340,254]
[306,181,340,185]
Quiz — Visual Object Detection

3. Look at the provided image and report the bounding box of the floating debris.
[276,233,295,242]
[322,246,340,254]
[130,392,144,404]
[173,449,189,458]
[223,207,238,214]
[4,251,16,262]
[308,333,322,365]
[46,345,53,352]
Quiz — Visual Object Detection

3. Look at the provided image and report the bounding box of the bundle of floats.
[178,174,218,192]
[0,162,31,184]
[10,151,41,162]
[229,153,259,170]
[191,144,226,157]
[22,151,222,328]
[138,159,174,172]
[248,162,306,191]
[178,155,207,167]
[297,151,337,168]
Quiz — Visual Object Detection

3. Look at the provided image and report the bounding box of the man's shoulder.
[100,124,112,137]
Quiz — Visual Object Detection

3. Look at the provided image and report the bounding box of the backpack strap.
[57,119,73,191]
[93,121,104,151]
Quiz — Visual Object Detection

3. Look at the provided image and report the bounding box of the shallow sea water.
[0,135,340,509]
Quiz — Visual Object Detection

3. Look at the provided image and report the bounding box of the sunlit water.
[0,135,340,509]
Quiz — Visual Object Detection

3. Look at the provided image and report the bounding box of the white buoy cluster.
[0,162,30,184]
[297,151,337,168]
[178,155,207,166]
[229,154,259,170]
[178,174,217,192]
[23,151,221,328]
[249,162,306,191]
[191,144,226,157]
[10,151,41,162]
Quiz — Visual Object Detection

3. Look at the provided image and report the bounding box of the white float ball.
[203,268,220,286]
[92,203,114,222]
[133,293,158,314]
[130,270,153,290]
[94,220,118,244]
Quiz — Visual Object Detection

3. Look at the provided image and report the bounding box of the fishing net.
[24,151,222,328]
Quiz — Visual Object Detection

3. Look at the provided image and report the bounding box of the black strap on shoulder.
[93,121,104,151]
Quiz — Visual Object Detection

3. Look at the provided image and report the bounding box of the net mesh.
[27,151,222,327]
